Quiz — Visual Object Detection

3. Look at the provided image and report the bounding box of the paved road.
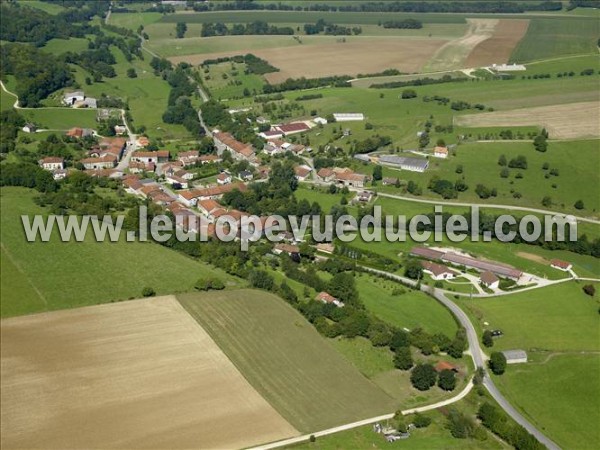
[362,267,561,450]
[250,381,474,450]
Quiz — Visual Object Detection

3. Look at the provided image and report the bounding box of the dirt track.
[465,19,529,67]
[455,101,600,139]
[1,296,297,450]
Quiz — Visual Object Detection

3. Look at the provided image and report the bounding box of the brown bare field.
[424,19,498,71]
[1,296,297,450]
[465,19,529,68]
[170,37,446,83]
[454,101,600,139]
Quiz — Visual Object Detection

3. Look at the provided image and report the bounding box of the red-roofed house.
[294,165,312,182]
[421,261,457,281]
[315,291,344,308]
[213,132,255,161]
[480,271,500,289]
[317,168,335,182]
[433,146,449,159]
[275,122,310,136]
[39,157,65,171]
[131,150,169,164]
[217,172,232,185]
[177,150,199,167]
[434,361,459,373]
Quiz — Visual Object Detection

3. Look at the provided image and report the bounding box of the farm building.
[333,113,364,122]
[433,146,449,158]
[480,271,500,289]
[550,259,572,271]
[66,127,94,139]
[80,155,117,170]
[354,191,374,203]
[213,131,255,161]
[275,122,311,135]
[22,123,37,133]
[316,243,335,254]
[491,63,526,71]
[502,349,528,364]
[317,168,336,182]
[443,252,523,280]
[316,292,344,308]
[422,261,457,281]
[313,117,328,125]
[131,150,169,164]
[378,155,429,172]
[259,129,284,140]
[335,171,368,188]
[63,90,85,105]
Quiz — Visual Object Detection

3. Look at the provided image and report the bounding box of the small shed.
[502,349,528,364]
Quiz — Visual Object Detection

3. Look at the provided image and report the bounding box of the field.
[18,107,99,130]
[459,281,600,352]
[465,19,529,68]
[178,289,398,432]
[356,273,458,336]
[511,17,600,62]
[492,354,600,449]
[0,296,297,449]
[455,101,600,139]
[0,187,238,317]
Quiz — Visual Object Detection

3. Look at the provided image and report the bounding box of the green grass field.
[357,273,458,336]
[459,281,600,352]
[0,187,239,317]
[24,0,65,14]
[177,289,397,432]
[492,353,600,449]
[42,37,90,55]
[201,61,266,100]
[18,107,98,130]
[511,17,600,62]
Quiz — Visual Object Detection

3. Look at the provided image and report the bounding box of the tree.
[574,200,585,210]
[126,68,137,78]
[142,287,155,297]
[248,269,274,290]
[436,138,446,147]
[498,154,507,166]
[176,22,187,38]
[541,196,552,207]
[404,258,423,280]
[393,346,413,370]
[412,413,432,428]
[447,408,478,439]
[410,364,437,391]
[482,330,494,348]
[401,89,417,99]
[438,369,456,391]
[489,351,507,375]
[583,284,596,297]
[500,167,509,178]
[372,165,382,181]
[390,329,410,351]
[533,134,547,152]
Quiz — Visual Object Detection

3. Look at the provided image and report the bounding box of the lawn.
[177,289,398,432]
[42,37,90,56]
[18,108,98,130]
[356,273,459,337]
[458,281,600,352]
[511,17,600,62]
[492,353,600,450]
[0,187,239,317]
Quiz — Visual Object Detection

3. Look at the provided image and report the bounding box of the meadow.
[492,353,600,450]
[0,187,239,318]
[178,289,398,432]
[18,107,98,130]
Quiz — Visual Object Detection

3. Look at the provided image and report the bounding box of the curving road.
[363,267,561,450]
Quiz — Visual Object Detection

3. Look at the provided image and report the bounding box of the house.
[22,123,37,133]
[274,122,310,136]
[238,170,253,182]
[129,160,155,174]
[165,174,189,189]
[333,113,364,122]
[422,261,457,281]
[63,91,85,106]
[180,182,247,206]
[162,162,184,176]
[80,155,117,170]
[197,199,221,217]
[315,243,334,254]
[317,168,336,182]
[502,349,528,364]
[264,139,286,156]
[217,172,232,185]
[288,143,306,155]
[114,125,127,135]
[354,190,374,203]
[382,177,399,186]
[480,271,500,289]
[433,146,449,158]
[213,131,255,161]
[52,169,68,180]
[294,165,312,182]
[343,128,351,137]
[315,291,344,308]
[434,361,459,373]
[122,175,143,193]
[136,136,150,147]
[98,137,127,160]
[177,150,200,167]
[257,166,271,180]
[178,189,202,207]
[175,169,194,181]
[131,150,169,164]
[378,155,429,172]
[66,127,94,139]
[259,129,284,140]
[550,259,572,271]
[273,243,300,256]
[198,154,222,165]
[138,183,162,199]
[335,171,367,188]
[39,157,65,171]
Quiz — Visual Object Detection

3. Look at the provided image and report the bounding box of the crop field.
[510,17,599,62]
[492,353,600,450]
[459,281,600,352]
[178,289,398,432]
[455,101,600,139]
[464,19,529,68]
[0,296,297,449]
[0,187,238,318]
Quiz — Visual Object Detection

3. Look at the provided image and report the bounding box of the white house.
[433,146,449,159]
[422,261,457,281]
[80,155,117,170]
[312,117,328,125]
[39,157,65,171]
[217,172,232,185]
[63,91,85,106]
[294,165,312,182]
[480,271,500,289]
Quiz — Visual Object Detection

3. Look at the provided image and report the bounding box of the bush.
[438,369,456,391]
[195,277,225,291]
[489,351,507,375]
[142,287,155,297]
[393,347,413,370]
[410,364,437,391]
[412,413,432,428]
[482,330,494,348]
[583,284,596,297]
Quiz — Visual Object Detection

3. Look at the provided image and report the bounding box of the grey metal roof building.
[378,155,429,172]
